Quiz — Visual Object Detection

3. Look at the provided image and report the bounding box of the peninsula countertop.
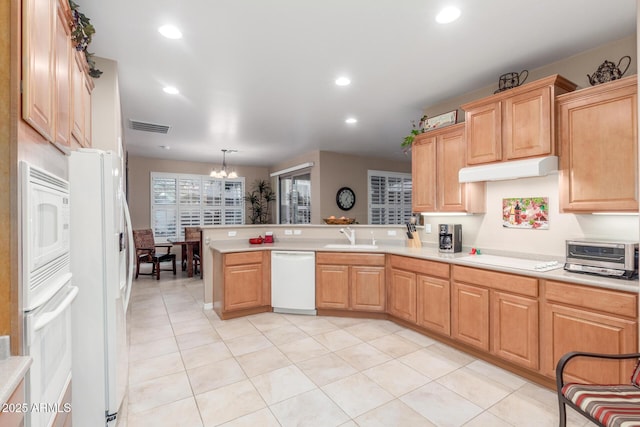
[207,239,639,293]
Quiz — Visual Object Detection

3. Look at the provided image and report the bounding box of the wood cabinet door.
[451,282,489,350]
[417,274,450,335]
[491,291,539,369]
[411,134,437,212]
[541,302,637,384]
[224,263,264,311]
[388,269,417,322]
[558,77,638,212]
[351,266,385,312]
[503,86,552,160]
[464,101,502,165]
[437,125,467,212]
[22,0,56,141]
[54,0,71,148]
[82,74,93,147]
[316,264,349,309]
[71,51,85,147]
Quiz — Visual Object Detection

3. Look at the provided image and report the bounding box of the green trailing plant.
[401,115,428,153]
[69,1,102,78]
[245,179,276,224]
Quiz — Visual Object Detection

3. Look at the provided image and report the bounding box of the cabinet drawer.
[544,280,637,318]
[316,252,385,266]
[225,251,264,266]
[453,265,538,297]
[389,255,450,279]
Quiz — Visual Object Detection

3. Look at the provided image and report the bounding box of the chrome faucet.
[340,227,356,245]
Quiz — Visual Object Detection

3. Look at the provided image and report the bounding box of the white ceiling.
[79,0,636,168]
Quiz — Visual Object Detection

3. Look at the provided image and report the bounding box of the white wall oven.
[21,162,72,311]
[20,161,78,427]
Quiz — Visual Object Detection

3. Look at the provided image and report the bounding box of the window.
[278,171,311,224]
[368,170,412,225]
[151,172,245,241]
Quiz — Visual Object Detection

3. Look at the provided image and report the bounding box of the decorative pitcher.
[494,70,529,93]
[587,56,631,86]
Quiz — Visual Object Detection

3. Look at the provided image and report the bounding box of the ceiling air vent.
[128,119,171,134]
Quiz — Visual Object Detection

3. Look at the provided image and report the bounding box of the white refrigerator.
[69,148,134,426]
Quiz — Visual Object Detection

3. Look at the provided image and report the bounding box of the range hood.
[458,156,558,183]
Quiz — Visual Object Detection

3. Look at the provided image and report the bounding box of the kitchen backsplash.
[420,174,639,257]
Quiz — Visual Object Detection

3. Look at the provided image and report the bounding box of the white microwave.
[21,162,72,311]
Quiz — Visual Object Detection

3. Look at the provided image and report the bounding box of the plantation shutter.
[368,170,412,225]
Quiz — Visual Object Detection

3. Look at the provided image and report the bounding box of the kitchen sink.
[323,244,379,250]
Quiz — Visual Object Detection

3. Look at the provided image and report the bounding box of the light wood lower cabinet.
[451,281,490,350]
[452,265,539,369]
[491,290,539,370]
[213,251,270,319]
[388,255,450,335]
[388,268,417,323]
[541,280,638,384]
[316,253,385,312]
[0,379,25,427]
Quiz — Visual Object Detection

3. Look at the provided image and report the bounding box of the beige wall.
[127,155,270,229]
[424,35,637,121]
[318,151,411,223]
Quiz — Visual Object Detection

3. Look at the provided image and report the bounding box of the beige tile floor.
[121,273,592,427]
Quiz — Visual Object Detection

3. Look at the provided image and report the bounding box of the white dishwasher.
[271,251,316,315]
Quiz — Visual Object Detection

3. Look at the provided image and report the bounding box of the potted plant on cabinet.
[400,115,427,153]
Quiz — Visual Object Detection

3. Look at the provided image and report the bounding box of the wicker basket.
[323,217,355,225]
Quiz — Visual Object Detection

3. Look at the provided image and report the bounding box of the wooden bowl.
[323,217,355,225]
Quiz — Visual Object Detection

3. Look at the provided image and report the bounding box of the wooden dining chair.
[133,229,176,280]
[183,227,202,276]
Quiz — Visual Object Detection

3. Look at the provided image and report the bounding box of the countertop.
[208,239,639,293]
[0,356,31,405]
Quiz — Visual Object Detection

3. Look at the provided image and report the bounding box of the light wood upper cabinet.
[54,0,72,148]
[462,75,577,165]
[412,123,485,213]
[22,0,56,141]
[557,75,638,212]
[71,50,94,148]
[316,253,385,312]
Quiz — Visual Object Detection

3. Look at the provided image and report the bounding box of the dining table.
[167,238,201,278]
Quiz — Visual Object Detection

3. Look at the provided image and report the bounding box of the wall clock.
[336,187,355,211]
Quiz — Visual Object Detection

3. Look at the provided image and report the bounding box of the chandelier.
[210,149,238,178]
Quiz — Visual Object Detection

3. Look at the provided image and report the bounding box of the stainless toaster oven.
[564,239,638,279]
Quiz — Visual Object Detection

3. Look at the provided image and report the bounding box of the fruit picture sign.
[502,197,549,230]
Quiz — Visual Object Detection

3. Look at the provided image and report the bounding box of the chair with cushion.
[133,229,176,280]
[556,351,640,427]
[182,227,202,276]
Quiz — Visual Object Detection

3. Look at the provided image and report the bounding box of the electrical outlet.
[387,230,397,236]
[424,224,432,234]
[284,229,293,235]
[227,231,237,237]
[293,230,302,235]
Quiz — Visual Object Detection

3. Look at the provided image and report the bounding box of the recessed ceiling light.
[335,77,351,86]
[163,86,179,95]
[158,25,182,39]
[345,117,357,124]
[436,6,461,24]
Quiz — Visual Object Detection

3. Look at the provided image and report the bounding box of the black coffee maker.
[439,224,462,253]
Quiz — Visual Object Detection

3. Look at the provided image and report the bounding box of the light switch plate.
[227,231,237,237]
[284,230,293,235]
[424,224,432,233]
[293,230,302,235]
[387,230,397,236]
